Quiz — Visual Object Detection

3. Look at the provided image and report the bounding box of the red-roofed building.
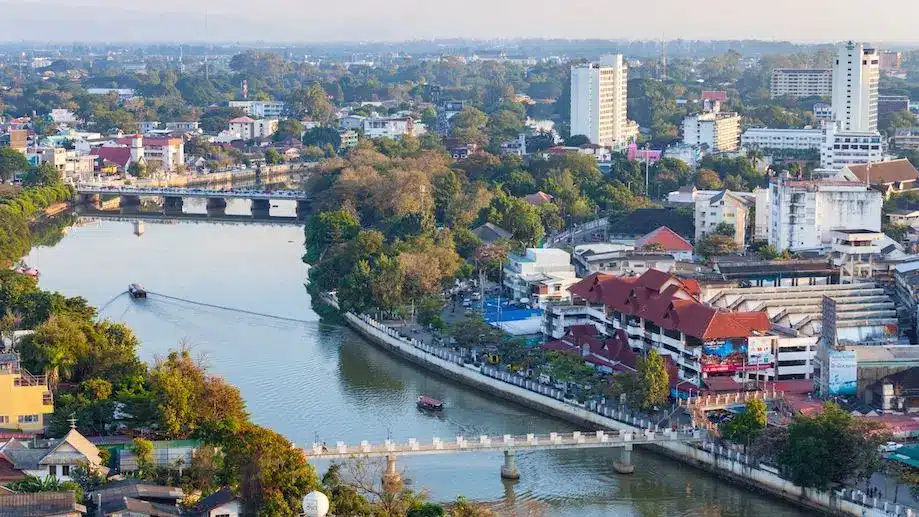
[634,226,693,261]
[114,135,185,171]
[523,191,554,206]
[545,269,775,389]
[90,147,132,170]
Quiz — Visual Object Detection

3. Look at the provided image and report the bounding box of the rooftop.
[845,159,919,185]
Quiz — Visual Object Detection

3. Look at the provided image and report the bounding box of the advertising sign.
[827,350,857,396]
[747,337,775,367]
[701,338,770,373]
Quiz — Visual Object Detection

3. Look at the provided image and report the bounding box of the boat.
[128,283,147,299]
[417,395,444,411]
[14,266,39,278]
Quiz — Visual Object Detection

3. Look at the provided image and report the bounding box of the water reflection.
[25,218,809,517]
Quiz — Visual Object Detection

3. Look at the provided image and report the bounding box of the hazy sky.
[2,0,919,43]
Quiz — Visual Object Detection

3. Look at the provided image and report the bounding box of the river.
[25,204,809,517]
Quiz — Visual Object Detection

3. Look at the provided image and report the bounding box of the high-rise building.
[831,42,880,133]
[570,55,631,148]
[770,69,833,98]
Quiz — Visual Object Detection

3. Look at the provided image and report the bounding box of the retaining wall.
[340,309,913,517]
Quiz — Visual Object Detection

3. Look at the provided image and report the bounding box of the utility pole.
[644,143,650,197]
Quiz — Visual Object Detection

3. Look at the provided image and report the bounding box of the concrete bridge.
[306,428,704,484]
[74,185,311,219]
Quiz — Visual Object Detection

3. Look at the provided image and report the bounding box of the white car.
[879,441,903,453]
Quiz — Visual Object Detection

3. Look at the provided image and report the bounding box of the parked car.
[879,441,903,453]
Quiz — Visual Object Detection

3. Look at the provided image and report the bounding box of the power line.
[146,291,315,324]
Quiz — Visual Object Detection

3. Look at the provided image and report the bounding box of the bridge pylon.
[500,449,520,480]
[381,455,403,493]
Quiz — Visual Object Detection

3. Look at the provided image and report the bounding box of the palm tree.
[43,345,75,393]
[0,310,22,351]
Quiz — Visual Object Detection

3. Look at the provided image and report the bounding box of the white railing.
[75,185,309,200]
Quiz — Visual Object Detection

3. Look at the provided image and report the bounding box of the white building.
[570,55,632,149]
[764,174,882,251]
[894,128,919,150]
[820,126,884,169]
[832,41,880,133]
[694,190,754,247]
[228,117,278,140]
[770,68,833,98]
[741,128,825,151]
[504,248,578,306]
[49,108,77,124]
[362,116,416,139]
[682,107,741,153]
[165,121,200,132]
[229,100,286,119]
[0,429,108,482]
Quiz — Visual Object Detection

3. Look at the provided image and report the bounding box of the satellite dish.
[301,491,330,517]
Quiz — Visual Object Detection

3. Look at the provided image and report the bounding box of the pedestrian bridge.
[74,185,310,201]
[306,429,704,480]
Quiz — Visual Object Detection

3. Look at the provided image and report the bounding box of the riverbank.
[323,294,913,517]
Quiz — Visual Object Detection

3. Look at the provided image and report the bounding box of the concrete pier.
[163,196,183,215]
[251,199,271,219]
[296,199,310,220]
[500,450,520,480]
[120,195,140,214]
[206,198,227,216]
[613,444,634,474]
[381,455,403,493]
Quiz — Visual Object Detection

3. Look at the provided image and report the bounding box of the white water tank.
[301,491,330,517]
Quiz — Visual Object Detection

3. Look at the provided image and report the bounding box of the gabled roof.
[196,487,237,512]
[523,191,553,205]
[568,269,769,341]
[228,116,257,124]
[0,492,85,516]
[472,223,512,244]
[845,159,919,186]
[90,147,131,168]
[99,496,180,517]
[635,226,693,253]
[41,429,103,467]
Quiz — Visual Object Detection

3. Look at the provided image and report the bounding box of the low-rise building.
[894,128,919,150]
[572,245,676,277]
[666,186,722,205]
[339,129,359,149]
[741,128,825,151]
[363,116,416,140]
[88,480,184,517]
[504,248,577,306]
[0,352,53,433]
[164,121,200,132]
[0,428,108,481]
[0,492,86,516]
[49,109,77,124]
[820,127,884,169]
[114,136,185,171]
[228,117,278,140]
[228,100,286,119]
[694,190,754,247]
[839,159,919,196]
[197,488,241,517]
[879,95,910,120]
[634,225,694,261]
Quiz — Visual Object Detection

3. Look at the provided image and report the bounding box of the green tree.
[304,210,360,264]
[636,349,669,410]
[217,422,320,516]
[20,314,87,392]
[264,148,284,165]
[23,163,62,187]
[0,147,31,182]
[694,169,723,190]
[722,398,767,449]
[500,199,545,247]
[696,233,739,259]
[302,127,342,151]
[273,119,304,142]
[131,437,155,475]
[127,162,147,179]
[450,107,489,147]
[778,402,886,490]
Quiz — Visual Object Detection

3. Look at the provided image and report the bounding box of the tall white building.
[570,55,631,148]
[764,174,882,251]
[832,42,880,133]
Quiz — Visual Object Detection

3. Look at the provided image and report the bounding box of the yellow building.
[0,353,54,433]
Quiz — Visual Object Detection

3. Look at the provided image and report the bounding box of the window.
[0,416,8,424]
[216,514,231,517]
[18,415,39,424]
[48,465,56,477]
[61,465,70,477]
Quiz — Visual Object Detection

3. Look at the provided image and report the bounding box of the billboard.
[747,337,775,367]
[827,350,857,396]
[701,338,772,373]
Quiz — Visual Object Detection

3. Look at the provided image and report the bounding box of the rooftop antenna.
[68,413,77,429]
